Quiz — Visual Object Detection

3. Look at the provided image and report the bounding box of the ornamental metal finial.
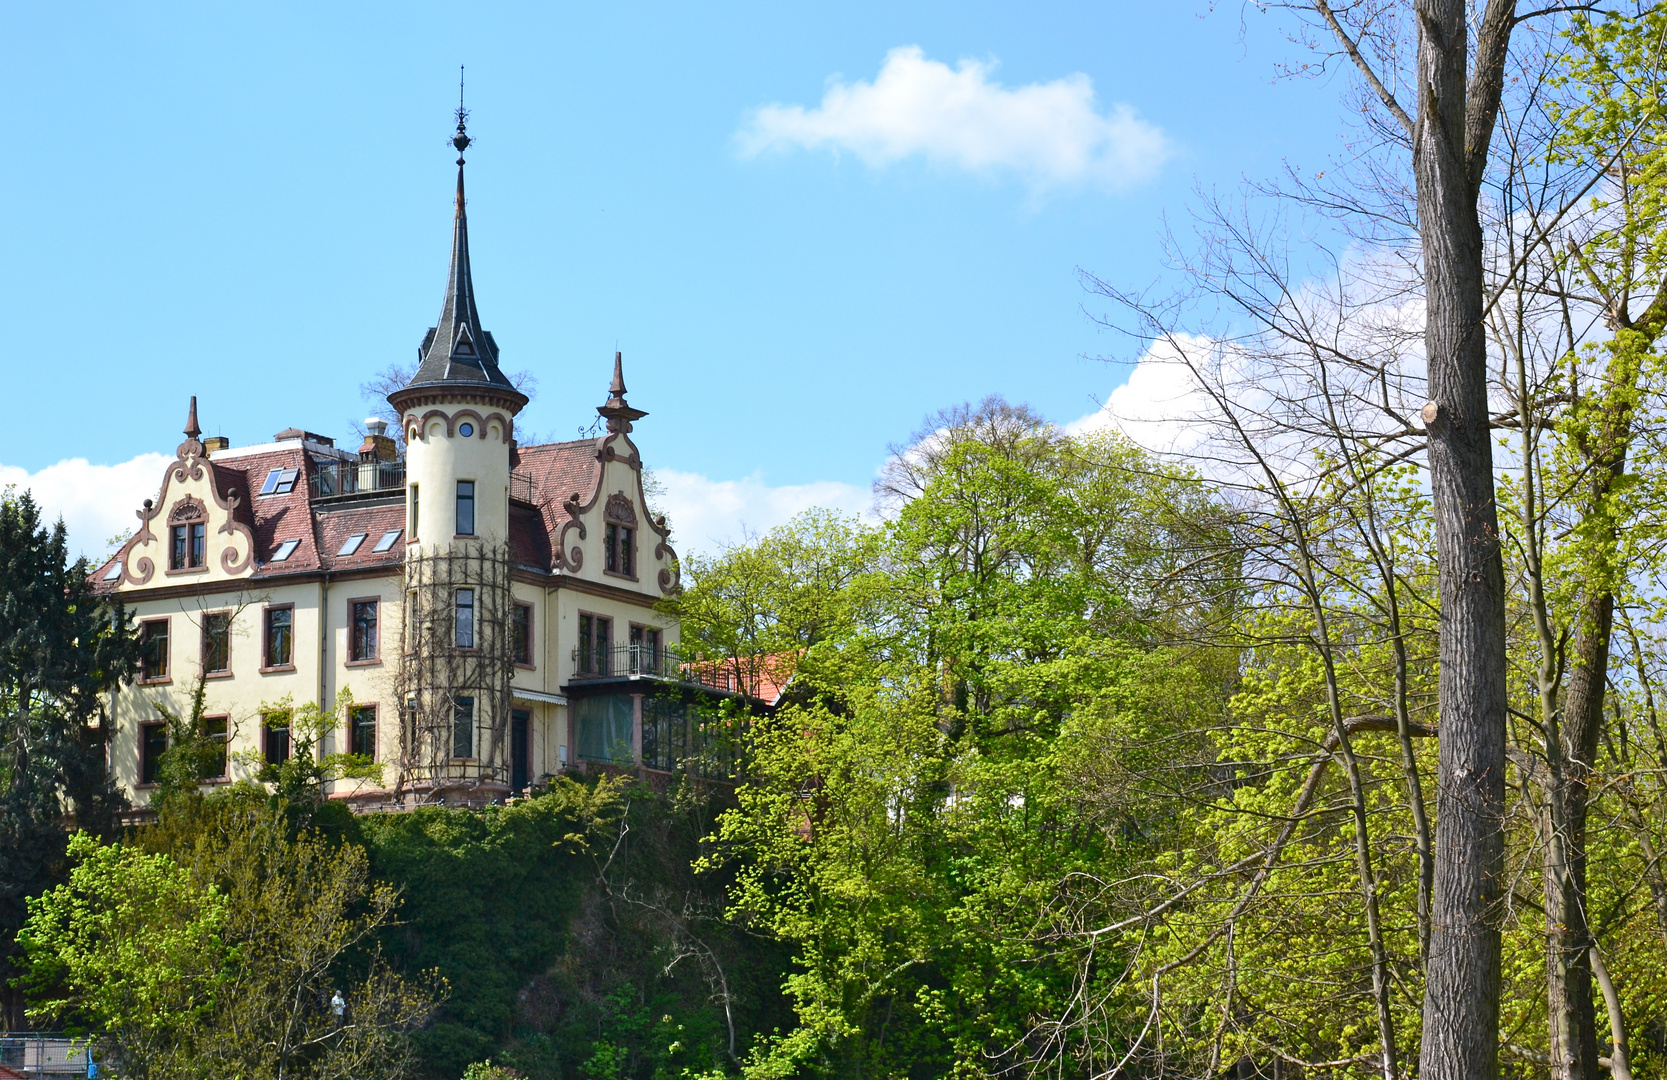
[452,66,471,163]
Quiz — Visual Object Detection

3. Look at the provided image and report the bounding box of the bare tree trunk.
[1411,3,1517,1078]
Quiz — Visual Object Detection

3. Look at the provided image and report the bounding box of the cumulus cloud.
[1067,333,1231,455]
[738,46,1170,192]
[655,469,873,556]
[0,454,172,565]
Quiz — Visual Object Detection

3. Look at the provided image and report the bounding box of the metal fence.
[0,1032,92,1077]
[570,645,780,699]
[309,458,406,500]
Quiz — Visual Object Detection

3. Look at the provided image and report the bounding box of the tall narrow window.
[452,696,475,758]
[350,705,377,759]
[350,600,379,662]
[140,620,170,682]
[513,603,532,666]
[630,624,661,674]
[202,612,231,674]
[190,522,206,567]
[454,589,475,648]
[605,523,619,573]
[265,607,293,668]
[202,716,228,780]
[620,526,634,577]
[264,712,291,765]
[170,525,188,570]
[140,723,167,785]
[455,480,475,536]
[578,613,612,675]
[409,483,419,540]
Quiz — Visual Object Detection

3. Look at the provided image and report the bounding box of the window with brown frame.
[512,602,533,666]
[202,715,228,780]
[349,705,377,760]
[350,599,379,662]
[139,620,170,682]
[264,710,291,765]
[202,611,231,675]
[264,606,293,669]
[169,522,207,570]
[577,612,612,675]
[629,624,661,675]
[139,722,167,785]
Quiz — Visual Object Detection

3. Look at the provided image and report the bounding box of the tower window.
[452,696,475,759]
[456,480,475,536]
[454,588,475,648]
[410,484,420,540]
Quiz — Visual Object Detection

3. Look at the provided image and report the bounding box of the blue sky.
[2,1,1352,556]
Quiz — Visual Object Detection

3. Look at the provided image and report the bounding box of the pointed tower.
[388,103,527,552]
[389,97,525,799]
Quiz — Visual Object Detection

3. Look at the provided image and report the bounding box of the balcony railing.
[310,459,407,500]
[511,470,537,505]
[570,646,782,699]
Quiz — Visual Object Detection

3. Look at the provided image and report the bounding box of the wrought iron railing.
[510,470,537,505]
[310,459,406,500]
[570,646,782,699]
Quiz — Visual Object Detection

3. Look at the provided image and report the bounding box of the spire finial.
[598,351,648,434]
[184,395,200,439]
[452,65,471,163]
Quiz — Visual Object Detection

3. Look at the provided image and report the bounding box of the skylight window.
[103,562,123,582]
[259,468,300,496]
[338,533,368,557]
[272,539,300,562]
[373,529,403,553]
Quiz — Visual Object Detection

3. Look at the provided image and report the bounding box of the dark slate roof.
[404,159,515,392]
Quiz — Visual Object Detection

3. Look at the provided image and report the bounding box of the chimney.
[203,436,230,455]
[359,418,397,461]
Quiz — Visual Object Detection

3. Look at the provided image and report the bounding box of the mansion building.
[93,116,751,809]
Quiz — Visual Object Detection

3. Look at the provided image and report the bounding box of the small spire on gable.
[177,396,205,459]
[598,351,648,434]
[184,395,200,440]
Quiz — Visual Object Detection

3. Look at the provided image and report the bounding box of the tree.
[21,808,441,1080]
[0,489,134,1018]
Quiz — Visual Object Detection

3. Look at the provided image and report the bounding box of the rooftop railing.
[570,645,780,699]
[310,459,406,500]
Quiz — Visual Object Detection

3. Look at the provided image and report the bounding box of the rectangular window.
[605,523,618,573]
[202,611,231,674]
[578,613,612,675]
[406,589,419,652]
[630,624,661,674]
[452,696,475,759]
[373,528,402,552]
[139,620,170,681]
[604,524,636,577]
[170,525,187,570]
[454,589,475,648]
[271,538,300,562]
[409,484,420,539]
[264,606,293,668]
[350,600,379,662]
[338,533,367,557]
[573,694,635,765]
[350,705,377,759]
[140,722,167,785]
[260,468,300,496]
[456,480,475,536]
[513,603,532,666]
[202,716,228,780]
[264,713,291,766]
[190,522,206,567]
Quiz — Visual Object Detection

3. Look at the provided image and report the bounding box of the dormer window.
[259,468,299,496]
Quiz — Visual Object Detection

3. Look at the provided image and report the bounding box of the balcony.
[310,458,407,501]
[570,645,783,699]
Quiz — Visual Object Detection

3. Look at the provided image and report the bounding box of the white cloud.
[655,469,873,556]
[1067,333,1232,456]
[738,46,1170,192]
[0,454,171,566]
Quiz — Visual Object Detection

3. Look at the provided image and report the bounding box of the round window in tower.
[458,422,474,438]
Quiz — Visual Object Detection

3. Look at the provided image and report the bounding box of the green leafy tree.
[0,489,135,1000]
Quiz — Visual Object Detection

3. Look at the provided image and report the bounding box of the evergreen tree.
[0,489,135,1009]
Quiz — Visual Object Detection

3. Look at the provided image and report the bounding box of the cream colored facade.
[95,129,702,810]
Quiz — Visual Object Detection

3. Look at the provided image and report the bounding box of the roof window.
[103,562,123,582]
[272,539,300,562]
[373,529,403,552]
[338,533,368,557]
[259,468,300,496]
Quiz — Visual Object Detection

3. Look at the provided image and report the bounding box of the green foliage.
[0,488,135,978]
[23,805,440,1080]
